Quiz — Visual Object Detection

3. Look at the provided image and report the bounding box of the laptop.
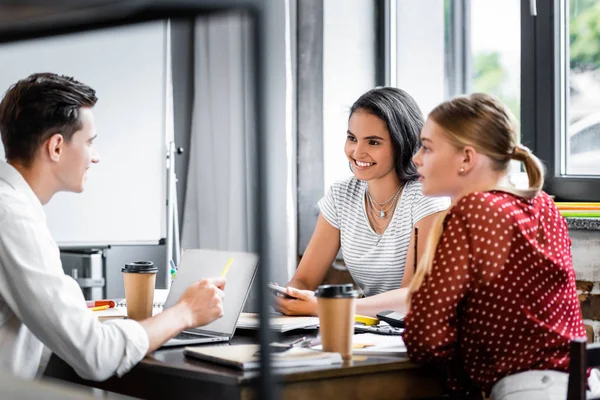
[161,248,259,347]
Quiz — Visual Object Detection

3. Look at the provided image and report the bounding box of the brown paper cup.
[122,261,157,321]
[315,284,358,360]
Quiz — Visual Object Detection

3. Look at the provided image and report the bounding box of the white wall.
[323,0,377,191]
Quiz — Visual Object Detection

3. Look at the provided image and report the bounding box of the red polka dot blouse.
[403,190,585,393]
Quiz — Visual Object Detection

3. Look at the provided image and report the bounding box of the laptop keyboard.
[173,332,206,340]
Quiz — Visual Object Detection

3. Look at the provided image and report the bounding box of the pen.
[254,337,310,356]
[220,258,234,277]
[90,305,110,312]
[414,226,419,272]
[86,300,115,308]
[289,336,307,347]
[169,259,177,281]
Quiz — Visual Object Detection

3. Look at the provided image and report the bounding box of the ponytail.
[506,144,545,199]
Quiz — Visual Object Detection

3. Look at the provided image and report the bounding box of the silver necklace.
[368,204,388,232]
[366,185,402,219]
[367,194,396,219]
[368,185,402,206]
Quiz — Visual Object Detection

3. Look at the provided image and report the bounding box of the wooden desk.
[43,331,446,400]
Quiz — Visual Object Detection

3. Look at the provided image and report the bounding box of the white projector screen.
[0,21,168,246]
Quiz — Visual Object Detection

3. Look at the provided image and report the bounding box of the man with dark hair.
[0,73,225,380]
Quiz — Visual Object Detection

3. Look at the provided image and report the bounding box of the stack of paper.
[351,333,407,356]
[314,333,407,357]
[184,344,342,370]
[236,313,319,333]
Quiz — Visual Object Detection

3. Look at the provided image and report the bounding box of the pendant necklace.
[366,184,403,219]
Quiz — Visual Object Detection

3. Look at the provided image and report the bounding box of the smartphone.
[376,310,406,328]
[268,283,298,300]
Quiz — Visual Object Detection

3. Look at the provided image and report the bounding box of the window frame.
[445,0,471,98]
[521,0,600,201]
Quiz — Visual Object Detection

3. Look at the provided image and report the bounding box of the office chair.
[567,337,600,400]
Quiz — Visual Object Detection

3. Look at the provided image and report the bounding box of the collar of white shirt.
[0,161,46,222]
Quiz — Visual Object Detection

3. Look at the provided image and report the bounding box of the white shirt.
[0,161,149,380]
[318,178,450,296]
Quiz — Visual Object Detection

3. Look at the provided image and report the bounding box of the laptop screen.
[163,249,259,336]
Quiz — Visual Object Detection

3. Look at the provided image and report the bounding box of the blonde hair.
[408,93,545,302]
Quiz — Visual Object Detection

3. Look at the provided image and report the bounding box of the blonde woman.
[403,93,592,399]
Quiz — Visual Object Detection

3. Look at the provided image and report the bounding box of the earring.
[459,167,465,175]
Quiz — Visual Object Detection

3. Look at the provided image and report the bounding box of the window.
[470,0,521,128]
[393,1,521,120]
[565,0,600,175]
[524,0,600,200]
[394,0,446,115]
[469,0,523,178]
[394,0,523,175]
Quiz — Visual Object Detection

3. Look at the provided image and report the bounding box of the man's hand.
[176,277,226,329]
[273,287,317,316]
[140,277,226,353]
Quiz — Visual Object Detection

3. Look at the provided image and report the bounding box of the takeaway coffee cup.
[315,284,358,360]
[122,261,158,321]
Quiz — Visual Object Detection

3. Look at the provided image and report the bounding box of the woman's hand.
[273,286,318,316]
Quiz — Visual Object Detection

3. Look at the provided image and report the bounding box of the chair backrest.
[567,337,600,400]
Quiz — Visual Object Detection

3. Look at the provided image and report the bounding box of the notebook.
[115,289,170,310]
[559,210,600,217]
[183,344,342,370]
[236,313,319,333]
[103,288,169,321]
[94,307,127,321]
[161,249,259,347]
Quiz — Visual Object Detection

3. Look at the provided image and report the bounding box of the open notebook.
[115,289,170,309]
[184,344,342,370]
[236,313,319,333]
[94,289,170,321]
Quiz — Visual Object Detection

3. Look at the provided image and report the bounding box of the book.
[183,344,342,370]
[556,205,600,210]
[555,202,600,209]
[559,210,600,218]
[236,312,319,333]
[555,202,600,217]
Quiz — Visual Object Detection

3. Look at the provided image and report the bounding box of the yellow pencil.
[220,258,234,277]
[90,305,109,311]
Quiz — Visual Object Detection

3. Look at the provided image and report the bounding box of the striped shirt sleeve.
[318,184,340,230]
[412,193,450,225]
